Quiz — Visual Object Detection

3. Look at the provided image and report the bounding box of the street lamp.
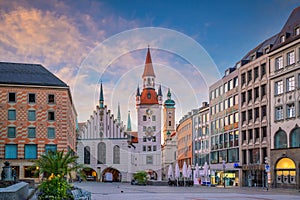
[222,160,226,188]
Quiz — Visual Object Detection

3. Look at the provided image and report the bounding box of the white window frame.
[286,76,295,92]
[275,56,283,70]
[275,106,283,121]
[275,80,283,95]
[287,104,295,118]
[287,51,295,65]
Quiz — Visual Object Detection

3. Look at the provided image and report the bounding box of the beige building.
[238,36,274,187]
[268,7,300,189]
[209,67,239,186]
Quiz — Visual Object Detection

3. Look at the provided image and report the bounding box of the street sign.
[265,165,270,172]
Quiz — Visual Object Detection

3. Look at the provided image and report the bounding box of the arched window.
[113,145,120,164]
[97,142,106,164]
[84,146,90,164]
[290,127,300,147]
[275,157,296,184]
[274,130,287,148]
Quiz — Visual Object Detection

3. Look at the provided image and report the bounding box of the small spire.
[127,111,132,132]
[99,82,104,108]
[158,84,162,96]
[167,88,171,99]
[117,103,121,124]
[136,85,140,96]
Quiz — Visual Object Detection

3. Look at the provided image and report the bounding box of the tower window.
[147,92,151,99]
[169,121,171,126]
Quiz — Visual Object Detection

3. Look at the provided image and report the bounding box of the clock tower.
[135,47,162,180]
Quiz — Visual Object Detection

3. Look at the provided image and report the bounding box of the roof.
[139,88,158,105]
[142,47,156,78]
[271,6,300,51]
[0,62,68,87]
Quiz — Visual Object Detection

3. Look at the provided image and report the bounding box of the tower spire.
[117,102,121,124]
[142,47,156,89]
[99,82,104,108]
[127,111,132,132]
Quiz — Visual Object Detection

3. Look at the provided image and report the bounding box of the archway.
[102,167,121,182]
[145,169,158,180]
[81,167,97,181]
[275,157,296,186]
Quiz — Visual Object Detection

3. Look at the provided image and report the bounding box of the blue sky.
[0,0,299,128]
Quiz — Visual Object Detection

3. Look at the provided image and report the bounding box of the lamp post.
[222,160,226,188]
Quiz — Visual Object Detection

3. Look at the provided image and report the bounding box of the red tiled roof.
[139,88,158,105]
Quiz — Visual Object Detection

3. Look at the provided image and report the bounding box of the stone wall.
[0,182,29,200]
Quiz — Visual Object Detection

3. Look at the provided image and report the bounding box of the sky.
[0,0,299,129]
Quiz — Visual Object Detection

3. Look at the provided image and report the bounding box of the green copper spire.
[164,88,175,108]
[117,103,121,124]
[127,111,132,131]
[99,82,104,108]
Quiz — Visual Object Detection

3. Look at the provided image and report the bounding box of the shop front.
[210,169,239,186]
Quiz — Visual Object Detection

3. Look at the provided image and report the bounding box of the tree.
[34,150,84,199]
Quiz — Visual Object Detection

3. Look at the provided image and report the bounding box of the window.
[153,146,157,151]
[275,56,284,70]
[248,129,253,140]
[5,144,17,159]
[234,112,239,123]
[242,111,246,123]
[48,94,55,104]
[147,92,151,99]
[287,51,295,65]
[254,87,259,100]
[224,83,228,93]
[28,93,35,103]
[254,107,259,120]
[152,115,156,121]
[47,128,55,139]
[254,67,259,81]
[229,79,233,90]
[84,146,90,164]
[8,110,16,120]
[113,145,120,164]
[24,144,37,159]
[24,166,38,178]
[261,106,266,119]
[28,127,36,138]
[143,146,146,151]
[147,146,152,151]
[295,27,300,35]
[247,89,252,103]
[286,76,295,92]
[28,110,36,121]
[234,94,238,105]
[290,128,300,147]
[241,73,246,86]
[8,93,16,102]
[233,77,238,87]
[280,35,285,43]
[229,97,234,107]
[215,88,219,98]
[48,111,55,121]
[261,64,266,78]
[248,109,253,121]
[97,142,106,164]
[287,104,295,118]
[143,126,146,131]
[275,106,284,121]
[274,130,287,148]
[8,127,16,138]
[262,127,267,138]
[143,137,146,142]
[152,136,156,142]
[146,155,153,164]
[261,84,266,98]
[45,144,57,154]
[247,70,252,84]
[241,92,246,105]
[275,80,283,95]
[143,115,147,121]
[219,85,223,95]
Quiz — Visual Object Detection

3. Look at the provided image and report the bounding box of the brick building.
[0,62,77,180]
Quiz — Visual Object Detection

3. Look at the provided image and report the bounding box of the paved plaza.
[73,182,300,200]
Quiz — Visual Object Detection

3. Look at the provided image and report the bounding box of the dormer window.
[265,48,270,54]
[295,27,300,36]
[280,35,285,43]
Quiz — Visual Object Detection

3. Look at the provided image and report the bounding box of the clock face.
[146,108,153,116]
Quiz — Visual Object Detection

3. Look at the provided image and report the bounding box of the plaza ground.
[72,182,300,200]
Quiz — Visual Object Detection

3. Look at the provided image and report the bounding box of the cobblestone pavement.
[73,182,300,200]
